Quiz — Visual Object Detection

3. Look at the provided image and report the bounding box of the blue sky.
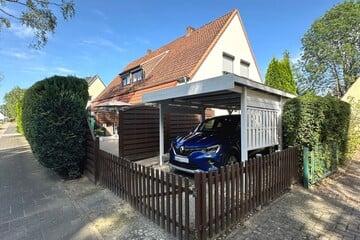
[0,0,343,104]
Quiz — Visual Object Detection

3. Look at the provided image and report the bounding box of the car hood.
[173,131,226,149]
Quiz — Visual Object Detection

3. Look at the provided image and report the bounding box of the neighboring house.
[342,77,360,104]
[86,75,106,109]
[0,111,7,122]
[93,9,262,109]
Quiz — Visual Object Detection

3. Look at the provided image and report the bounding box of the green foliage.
[16,99,23,134]
[297,1,360,97]
[22,75,88,178]
[265,51,297,94]
[4,86,26,118]
[345,99,360,159]
[0,0,75,49]
[283,94,351,165]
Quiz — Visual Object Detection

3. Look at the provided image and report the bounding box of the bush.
[346,99,360,160]
[22,76,89,178]
[16,99,23,134]
[283,93,351,164]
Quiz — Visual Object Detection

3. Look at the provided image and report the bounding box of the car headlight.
[201,145,221,155]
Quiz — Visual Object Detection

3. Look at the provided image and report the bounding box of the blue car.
[169,115,241,173]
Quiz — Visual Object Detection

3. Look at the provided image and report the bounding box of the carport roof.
[142,74,296,110]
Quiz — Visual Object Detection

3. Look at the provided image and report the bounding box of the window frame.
[222,52,235,75]
[240,59,250,78]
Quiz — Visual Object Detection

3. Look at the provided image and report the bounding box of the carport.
[142,73,296,165]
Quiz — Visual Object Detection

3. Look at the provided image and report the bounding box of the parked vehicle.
[169,115,242,173]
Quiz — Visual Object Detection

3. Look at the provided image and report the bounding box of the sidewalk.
[0,123,174,240]
[0,124,102,240]
[227,152,360,240]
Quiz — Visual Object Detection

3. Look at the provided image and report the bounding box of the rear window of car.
[197,117,239,132]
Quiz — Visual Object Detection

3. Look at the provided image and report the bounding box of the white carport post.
[159,103,164,166]
[240,87,248,162]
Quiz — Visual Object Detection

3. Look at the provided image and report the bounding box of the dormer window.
[121,68,144,86]
[132,69,143,82]
[122,73,131,86]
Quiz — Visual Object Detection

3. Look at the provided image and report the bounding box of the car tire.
[223,150,240,165]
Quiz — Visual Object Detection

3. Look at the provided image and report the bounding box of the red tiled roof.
[95,9,238,103]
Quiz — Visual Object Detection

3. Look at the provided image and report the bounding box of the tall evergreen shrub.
[16,99,23,134]
[283,94,350,164]
[22,76,88,178]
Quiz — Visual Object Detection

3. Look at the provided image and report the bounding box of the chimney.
[186,26,195,37]
[146,49,152,55]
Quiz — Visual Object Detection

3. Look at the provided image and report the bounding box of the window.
[132,69,143,82]
[122,73,131,86]
[223,53,234,74]
[120,69,144,86]
[240,59,250,78]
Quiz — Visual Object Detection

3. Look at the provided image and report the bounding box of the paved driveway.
[0,124,102,240]
[227,152,360,240]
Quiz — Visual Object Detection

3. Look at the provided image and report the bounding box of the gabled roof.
[342,77,360,103]
[85,75,105,87]
[96,9,238,102]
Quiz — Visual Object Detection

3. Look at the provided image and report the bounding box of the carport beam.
[159,103,164,166]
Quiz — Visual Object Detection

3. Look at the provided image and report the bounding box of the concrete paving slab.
[0,124,102,240]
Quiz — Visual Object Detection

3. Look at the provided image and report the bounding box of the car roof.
[207,115,240,121]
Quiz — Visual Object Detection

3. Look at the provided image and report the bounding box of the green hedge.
[16,99,23,135]
[283,94,350,164]
[22,76,89,178]
[346,99,360,160]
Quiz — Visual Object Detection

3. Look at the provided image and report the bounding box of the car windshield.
[196,116,240,133]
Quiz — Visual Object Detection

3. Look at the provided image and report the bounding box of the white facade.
[191,13,262,83]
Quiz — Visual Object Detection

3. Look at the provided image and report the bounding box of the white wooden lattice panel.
[247,107,278,150]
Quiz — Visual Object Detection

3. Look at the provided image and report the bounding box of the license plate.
[174,155,189,163]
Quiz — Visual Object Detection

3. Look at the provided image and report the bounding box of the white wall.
[192,14,262,83]
[87,77,106,108]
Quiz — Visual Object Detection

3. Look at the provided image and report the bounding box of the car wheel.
[223,150,239,165]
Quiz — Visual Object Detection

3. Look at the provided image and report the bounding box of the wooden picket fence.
[85,141,300,240]
[193,146,300,239]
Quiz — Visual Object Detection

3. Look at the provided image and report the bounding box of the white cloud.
[55,67,76,74]
[0,49,32,59]
[81,38,125,53]
[9,23,35,39]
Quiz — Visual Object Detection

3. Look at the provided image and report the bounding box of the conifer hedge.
[22,76,88,178]
[283,94,351,164]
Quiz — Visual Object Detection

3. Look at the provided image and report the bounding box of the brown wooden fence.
[119,106,201,161]
[97,149,195,239]
[194,146,300,239]
[84,123,99,183]
[84,141,300,239]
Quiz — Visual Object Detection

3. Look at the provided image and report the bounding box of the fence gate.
[303,145,338,187]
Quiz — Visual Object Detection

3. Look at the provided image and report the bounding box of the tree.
[0,0,75,49]
[4,86,26,118]
[297,1,360,97]
[265,51,297,95]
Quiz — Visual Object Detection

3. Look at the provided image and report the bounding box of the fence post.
[303,147,309,188]
[311,146,316,184]
[94,137,100,184]
[194,171,206,240]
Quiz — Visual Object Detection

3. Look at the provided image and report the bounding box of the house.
[93,9,295,161]
[342,77,360,104]
[93,9,262,109]
[0,111,6,122]
[86,75,106,109]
